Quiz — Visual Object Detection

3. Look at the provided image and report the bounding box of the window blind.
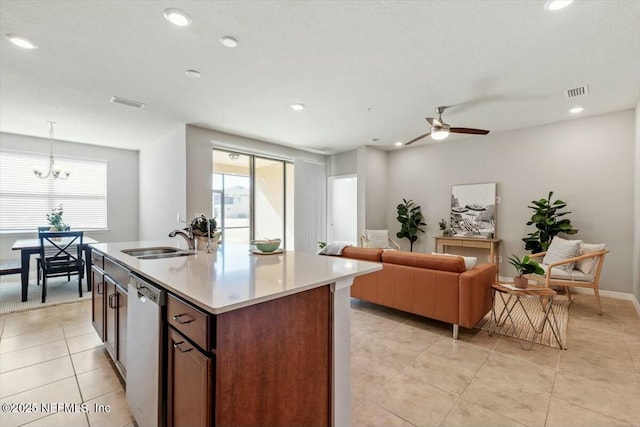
[0,150,107,231]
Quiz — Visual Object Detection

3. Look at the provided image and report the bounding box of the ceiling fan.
[404,106,490,145]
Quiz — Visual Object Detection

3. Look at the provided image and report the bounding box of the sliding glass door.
[212,150,294,248]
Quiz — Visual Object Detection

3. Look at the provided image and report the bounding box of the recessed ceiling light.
[394,142,403,146]
[6,34,37,49]
[185,69,201,78]
[290,103,305,111]
[163,8,192,26]
[569,106,584,114]
[220,36,238,48]
[544,0,573,11]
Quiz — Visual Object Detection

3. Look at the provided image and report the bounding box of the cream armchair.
[525,248,609,314]
[360,230,400,250]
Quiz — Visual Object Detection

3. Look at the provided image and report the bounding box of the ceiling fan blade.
[405,132,431,145]
[449,127,490,135]
[426,117,441,126]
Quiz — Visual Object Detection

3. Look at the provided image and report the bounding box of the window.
[0,150,108,231]
[212,149,294,248]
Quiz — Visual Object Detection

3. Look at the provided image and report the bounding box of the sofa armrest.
[458,263,496,328]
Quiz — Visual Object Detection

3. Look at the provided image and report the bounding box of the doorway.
[327,175,357,245]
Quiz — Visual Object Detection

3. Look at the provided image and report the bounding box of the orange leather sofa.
[340,247,496,338]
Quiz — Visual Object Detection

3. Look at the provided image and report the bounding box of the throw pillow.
[576,243,605,274]
[542,236,583,272]
[431,253,477,270]
[365,230,390,249]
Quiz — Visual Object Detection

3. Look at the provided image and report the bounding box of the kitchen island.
[89,240,380,427]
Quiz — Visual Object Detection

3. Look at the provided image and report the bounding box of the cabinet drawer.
[167,294,213,351]
[104,257,129,286]
[91,251,104,270]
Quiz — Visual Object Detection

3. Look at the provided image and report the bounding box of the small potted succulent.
[47,204,68,231]
[507,254,544,288]
[189,215,221,251]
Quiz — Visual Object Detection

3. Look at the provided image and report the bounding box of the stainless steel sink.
[121,247,194,259]
[138,252,194,260]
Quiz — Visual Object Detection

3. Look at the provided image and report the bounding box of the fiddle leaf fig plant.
[396,199,426,252]
[522,191,578,254]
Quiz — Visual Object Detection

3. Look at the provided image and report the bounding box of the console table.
[434,236,501,278]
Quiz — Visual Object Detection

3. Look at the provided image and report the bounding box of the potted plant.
[46,204,68,231]
[522,191,578,253]
[396,199,426,252]
[189,215,221,251]
[438,218,452,237]
[507,254,544,288]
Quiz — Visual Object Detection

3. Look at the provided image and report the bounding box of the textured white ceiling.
[0,1,638,153]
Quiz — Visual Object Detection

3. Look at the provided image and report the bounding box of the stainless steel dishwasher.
[126,274,166,427]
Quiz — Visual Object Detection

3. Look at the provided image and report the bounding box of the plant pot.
[195,233,220,252]
[513,276,529,289]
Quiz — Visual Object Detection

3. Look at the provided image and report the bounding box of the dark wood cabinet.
[102,268,128,379]
[104,275,117,360]
[167,328,212,427]
[116,285,128,375]
[91,265,104,340]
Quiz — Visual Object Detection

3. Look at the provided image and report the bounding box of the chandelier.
[33,121,70,180]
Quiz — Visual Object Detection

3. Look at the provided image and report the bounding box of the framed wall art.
[450,183,497,238]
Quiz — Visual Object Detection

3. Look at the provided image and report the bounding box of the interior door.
[327,175,357,245]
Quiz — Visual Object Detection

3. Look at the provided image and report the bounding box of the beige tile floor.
[351,294,640,427]
[0,294,638,427]
[0,300,134,427]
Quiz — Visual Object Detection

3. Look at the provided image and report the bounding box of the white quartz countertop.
[90,240,381,314]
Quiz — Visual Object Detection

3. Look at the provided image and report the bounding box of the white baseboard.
[569,287,640,315]
[497,276,640,316]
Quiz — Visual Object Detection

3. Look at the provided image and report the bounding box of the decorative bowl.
[252,239,281,253]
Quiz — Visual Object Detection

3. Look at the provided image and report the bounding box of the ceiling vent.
[565,85,589,99]
[110,96,146,109]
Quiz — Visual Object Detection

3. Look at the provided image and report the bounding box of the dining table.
[11,236,98,302]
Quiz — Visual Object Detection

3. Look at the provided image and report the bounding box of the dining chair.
[36,225,73,285]
[38,231,84,303]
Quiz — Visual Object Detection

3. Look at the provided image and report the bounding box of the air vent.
[110,96,146,109]
[565,85,589,99]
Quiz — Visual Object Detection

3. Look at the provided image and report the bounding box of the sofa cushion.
[382,251,465,273]
[341,246,383,262]
[576,243,605,274]
[431,253,477,270]
[542,236,582,272]
[539,264,595,282]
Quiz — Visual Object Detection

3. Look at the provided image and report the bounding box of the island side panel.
[215,285,332,427]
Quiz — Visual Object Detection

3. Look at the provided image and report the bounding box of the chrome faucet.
[168,228,195,251]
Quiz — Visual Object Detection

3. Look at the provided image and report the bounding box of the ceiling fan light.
[431,129,450,141]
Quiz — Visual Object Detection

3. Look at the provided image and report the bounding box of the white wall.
[0,132,139,261]
[387,110,636,294]
[634,101,640,304]
[364,146,388,230]
[327,149,357,177]
[138,126,186,240]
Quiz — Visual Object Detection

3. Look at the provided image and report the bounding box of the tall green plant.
[522,191,578,253]
[396,199,426,252]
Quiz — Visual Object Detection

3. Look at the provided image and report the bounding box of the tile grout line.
[63,319,92,427]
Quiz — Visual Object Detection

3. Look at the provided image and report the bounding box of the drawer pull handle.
[173,341,192,353]
[97,282,103,295]
[172,314,194,324]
